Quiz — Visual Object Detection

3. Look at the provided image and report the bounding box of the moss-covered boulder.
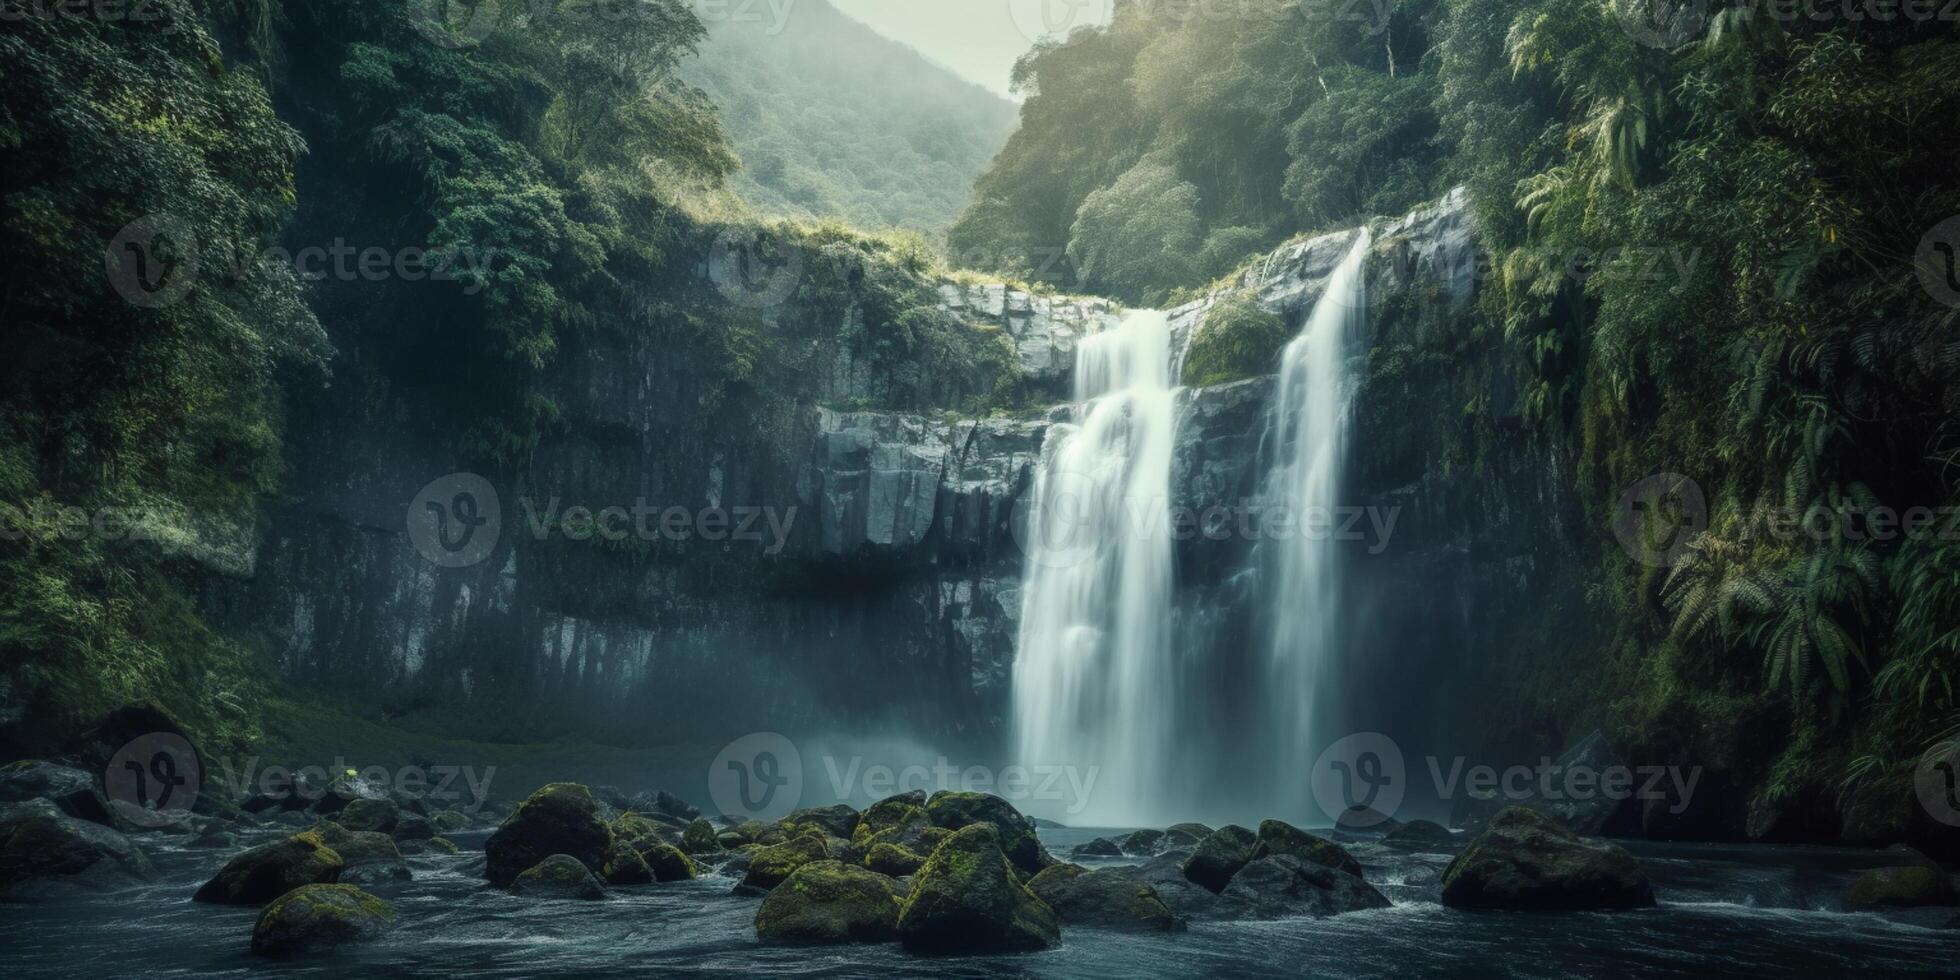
[922,791,1053,875]
[1181,288,1290,387]
[250,884,396,956]
[1255,820,1363,876]
[644,843,700,882]
[1119,829,1166,856]
[334,798,400,834]
[313,773,388,817]
[853,790,928,843]
[1843,866,1957,910]
[681,818,722,855]
[510,854,608,900]
[1220,855,1391,919]
[716,831,748,850]
[392,812,435,842]
[1026,863,1176,932]
[612,811,675,853]
[896,824,1060,954]
[0,799,155,896]
[1181,825,1260,893]
[194,832,344,904]
[430,809,472,832]
[1440,806,1655,911]
[741,834,829,891]
[602,839,653,885]
[0,761,113,826]
[1070,837,1123,859]
[306,821,408,886]
[785,804,860,839]
[484,784,612,887]
[754,860,902,943]
[865,842,926,877]
[732,820,769,844]
[426,837,462,856]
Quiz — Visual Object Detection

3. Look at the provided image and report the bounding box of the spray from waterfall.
[1263,228,1371,816]
[1011,309,1178,827]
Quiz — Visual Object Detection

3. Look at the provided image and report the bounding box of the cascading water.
[1011,310,1178,826]
[1260,228,1371,817]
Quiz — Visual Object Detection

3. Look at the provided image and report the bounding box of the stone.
[510,853,607,900]
[313,773,388,817]
[426,837,462,856]
[755,860,902,943]
[307,821,410,886]
[855,790,928,842]
[0,760,113,826]
[1219,855,1391,919]
[865,842,926,877]
[251,884,395,956]
[1440,806,1656,911]
[1383,819,1456,850]
[601,839,653,885]
[1114,848,1224,920]
[896,824,1059,954]
[1255,820,1363,876]
[923,791,1053,875]
[629,790,700,822]
[1182,825,1260,893]
[335,798,400,834]
[392,812,435,842]
[1070,836,1123,859]
[643,843,700,882]
[785,804,860,839]
[741,834,829,891]
[195,832,345,904]
[1162,822,1211,848]
[484,783,613,887]
[681,817,722,854]
[1119,829,1166,856]
[0,798,155,895]
[1026,863,1176,932]
[1843,866,1957,911]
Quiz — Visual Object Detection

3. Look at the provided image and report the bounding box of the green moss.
[1180,290,1289,388]
[754,860,901,943]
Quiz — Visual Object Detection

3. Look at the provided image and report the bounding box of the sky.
[825,0,1116,99]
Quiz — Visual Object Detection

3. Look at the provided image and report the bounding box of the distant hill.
[681,0,1018,236]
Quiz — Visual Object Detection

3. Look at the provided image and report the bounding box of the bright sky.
[826,0,1117,98]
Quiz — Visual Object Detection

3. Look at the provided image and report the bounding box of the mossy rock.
[643,843,699,882]
[392,812,435,843]
[681,818,722,855]
[1255,820,1363,877]
[304,821,408,885]
[853,791,927,843]
[922,791,1053,876]
[0,761,113,826]
[865,842,926,877]
[602,839,653,885]
[194,832,344,905]
[1119,829,1166,856]
[754,860,901,943]
[785,804,860,839]
[430,809,472,833]
[741,834,829,891]
[896,824,1059,954]
[732,820,769,844]
[1382,819,1456,850]
[1181,825,1259,893]
[716,831,748,850]
[426,837,461,856]
[1843,866,1957,910]
[334,798,399,835]
[0,799,155,895]
[484,784,612,887]
[1219,855,1391,919]
[251,884,395,956]
[1181,289,1288,387]
[510,854,607,900]
[1026,862,1176,932]
[1440,806,1655,911]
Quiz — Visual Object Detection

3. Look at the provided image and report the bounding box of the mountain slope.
[681,0,1018,236]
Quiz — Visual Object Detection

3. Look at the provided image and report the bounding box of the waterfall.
[1261,228,1371,816]
[1011,309,1178,827]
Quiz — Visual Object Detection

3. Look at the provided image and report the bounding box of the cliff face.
[213,190,1583,763]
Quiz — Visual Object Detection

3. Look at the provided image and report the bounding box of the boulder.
[107,798,200,834]
[754,860,902,943]
[1383,819,1456,850]
[430,809,471,833]
[0,760,112,826]
[785,804,860,839]
[601,840,653,885]
[1843,866,1957,911]
[741,834,829,891]
[681,818,722,854]
[1219,855,1391,919]
[1164,823,1213,847]
[1026,863,1176,931]
[1255,820,1363,876]
[335,798,400,835]
[313,773,388,817]
[251,884,396,956]
[425,837,462,856]
[510,853,607,900]
[307,821,410,886]
[1070,836,1123,859]
[392,812,435,843]
[896,824,1060,954]
[643,843,700,882]
[1114,848,1224,920]
[1440,806,1655,911]
[922,791,1053,875]
[716,831,748,851]
[854,790,928,842]
[1119,829,1166,856]
[1182,825,1260,893]
[613,812,676,853]
[195,832,344,904]
[484,784,613,887]
[0,798,155,895]
[865,842,926,877]
[629,790,700,822]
